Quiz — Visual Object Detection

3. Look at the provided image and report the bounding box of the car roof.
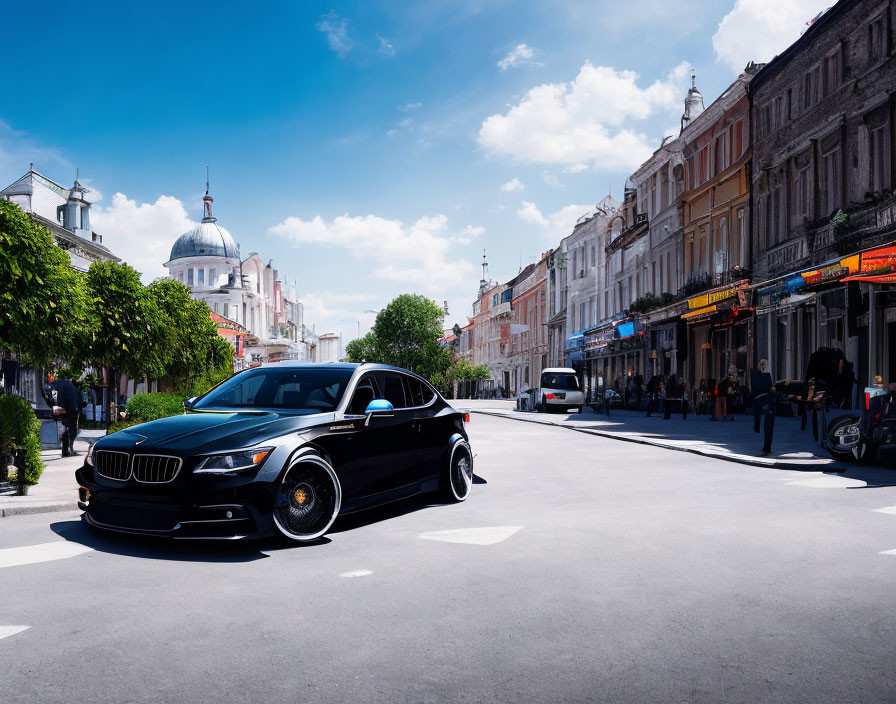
[253,361,421,376]
[541,367,577,374]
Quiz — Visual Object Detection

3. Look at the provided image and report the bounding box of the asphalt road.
[2,414,896,703]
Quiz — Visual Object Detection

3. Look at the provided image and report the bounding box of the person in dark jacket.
[50,374,80,457]
[750,360,776,454]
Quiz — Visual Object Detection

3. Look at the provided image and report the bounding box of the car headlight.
[193,448,273,474]
[85,443,97,467]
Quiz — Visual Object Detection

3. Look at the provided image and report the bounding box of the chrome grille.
[95,451,131,481]
[132,455,182,483]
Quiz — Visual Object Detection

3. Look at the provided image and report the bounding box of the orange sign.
[860,246,896,274]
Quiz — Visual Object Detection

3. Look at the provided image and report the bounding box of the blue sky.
[0,0,829,340]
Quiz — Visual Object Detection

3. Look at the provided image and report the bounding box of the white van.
[537,368,584,413]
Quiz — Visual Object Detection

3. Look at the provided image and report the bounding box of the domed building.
[164,183,316,367]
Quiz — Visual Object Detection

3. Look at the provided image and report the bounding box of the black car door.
[402,375,443,482]
[352,372,423,498]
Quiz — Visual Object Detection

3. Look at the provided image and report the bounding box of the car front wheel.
[273,455,342,542]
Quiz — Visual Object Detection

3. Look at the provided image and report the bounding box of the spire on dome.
[202,166,216,222]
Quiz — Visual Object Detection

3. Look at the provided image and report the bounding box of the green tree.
[343,294,450,386]
[344,332,380,363]
[0,200,93,367]
[372,294,450,381]
[146,278,233,395]
[83,262,163,417]
[452,359,490,381]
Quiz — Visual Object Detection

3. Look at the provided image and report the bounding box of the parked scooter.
[824,378,896,464]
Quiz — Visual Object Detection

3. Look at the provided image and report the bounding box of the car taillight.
[866,392,872,410]
[546,393,554,400]
[463,413,470,423]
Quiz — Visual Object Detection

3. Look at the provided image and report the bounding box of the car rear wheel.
[273,456,341,542]
[443,442,473,502]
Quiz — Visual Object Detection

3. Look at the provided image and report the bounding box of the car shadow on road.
[48,518,330,562]
[328,476,487,534]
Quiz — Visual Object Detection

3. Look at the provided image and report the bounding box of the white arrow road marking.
[785,476,867,488]
[0,542,93,569]
[873,506,896,515]
[339,570,372,578]
[0,626,29,641]
[879,549,896,556]
[419,526,523,546]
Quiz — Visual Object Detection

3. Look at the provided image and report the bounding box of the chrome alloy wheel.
[273,456,341,541]
[448,442,473,502]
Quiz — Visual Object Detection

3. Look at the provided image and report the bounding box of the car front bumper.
[75,466,277,540]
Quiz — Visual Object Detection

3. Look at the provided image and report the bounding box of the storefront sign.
[877,203,896,229]
[647,301,688,323]
[687,282,748,310]
[860,246,896,274]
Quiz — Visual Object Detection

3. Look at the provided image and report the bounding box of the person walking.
[717,371,739,422]
[50,373,81,457]
[751,359,776,455]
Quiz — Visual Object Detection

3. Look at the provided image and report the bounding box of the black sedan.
[75,363,474,542]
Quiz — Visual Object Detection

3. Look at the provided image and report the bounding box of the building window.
[714,132,728,175]
[824,47,841,96]
[198,268,205,285]
[730,120,744,160]
[869,17,884,63]
[209,268,217,286]
[187,269,194,286]
[821,141,842,216]
[786,88,793,120]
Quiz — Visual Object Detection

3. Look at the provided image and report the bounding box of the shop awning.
[682,304,717,320]
[842,272,896,283]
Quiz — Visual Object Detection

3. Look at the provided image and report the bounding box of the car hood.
[96,411,335,455]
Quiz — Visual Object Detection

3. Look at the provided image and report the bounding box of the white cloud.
[478,60,690,171]
[455,225,484,245]
[517,201,548,227]
[91,193,197,284]
[500,177,525,192]
[377,34,395,56]
[517,200,594,238]
[713,0,831,73]
[270,211,474,290]
[563,163,589,174]
[542,170,564,188]
[317,11,352,58]
[498,44,538,71]
[397,102,423,112]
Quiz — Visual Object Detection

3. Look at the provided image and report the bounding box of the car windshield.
[541,373,579,390]
[193,367,355,413]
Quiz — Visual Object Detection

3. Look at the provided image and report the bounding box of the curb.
[468,409,848,472]
[0,501,79,518]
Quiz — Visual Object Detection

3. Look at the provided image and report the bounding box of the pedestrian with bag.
[48,372,81,457]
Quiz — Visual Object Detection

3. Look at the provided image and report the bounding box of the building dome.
[167,187,239,261]
[169,220,239,261]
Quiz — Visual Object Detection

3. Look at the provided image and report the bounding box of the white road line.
[0,626,29,641]
[419,526,523,546]
[339,570,372,578]
[879,549,896,556]
[873,506,896,515]
[0,542,93,569]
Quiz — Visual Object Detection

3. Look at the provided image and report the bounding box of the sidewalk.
[0,435,98,518]
[456,399,896,481]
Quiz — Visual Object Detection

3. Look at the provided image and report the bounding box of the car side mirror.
[364,399,394,426]
[183,396,198,412]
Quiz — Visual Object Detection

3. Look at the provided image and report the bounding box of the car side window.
[375,373,407,409]
[403,376,433,407]
[349,376,379,415]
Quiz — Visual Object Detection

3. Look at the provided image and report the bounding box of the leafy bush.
[125,393,187,423]
[0,394,44,484]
